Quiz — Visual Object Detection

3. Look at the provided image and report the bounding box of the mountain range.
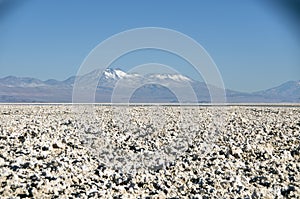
[0,69,299,103]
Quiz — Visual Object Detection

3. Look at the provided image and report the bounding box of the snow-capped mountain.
[95,68,194,91]
[100,68,192,83]
[102,68,129,79]
[146,73,192,82]
[0,68,299,103]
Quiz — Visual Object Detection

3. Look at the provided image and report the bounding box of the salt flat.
[0,105,299,198]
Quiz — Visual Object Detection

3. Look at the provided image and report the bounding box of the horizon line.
[0,102,300,107]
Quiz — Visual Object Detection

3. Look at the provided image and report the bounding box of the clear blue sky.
[0,0,299,92]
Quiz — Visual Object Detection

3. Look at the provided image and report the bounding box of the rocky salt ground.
[0,105,299,198]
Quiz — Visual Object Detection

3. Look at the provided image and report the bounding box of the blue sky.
[0,0,299,92]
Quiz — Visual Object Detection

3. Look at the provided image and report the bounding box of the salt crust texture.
[0,105,299,198]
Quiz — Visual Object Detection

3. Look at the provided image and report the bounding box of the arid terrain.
[0,105,299,198]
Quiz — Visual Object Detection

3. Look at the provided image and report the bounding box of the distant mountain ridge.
[0,69,299,103]
[0,75,74,88]
[254,81,300,102]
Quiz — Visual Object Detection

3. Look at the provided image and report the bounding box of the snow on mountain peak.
[103,68,129,79]
[102,68,192,83]
[168,74,191,82]
[148,73,192,82]
[114,69,127,78]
